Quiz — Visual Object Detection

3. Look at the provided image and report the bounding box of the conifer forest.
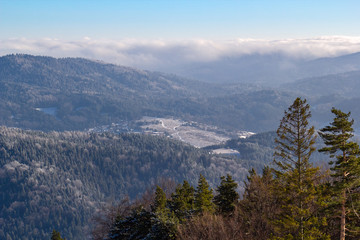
[2,97,360,239]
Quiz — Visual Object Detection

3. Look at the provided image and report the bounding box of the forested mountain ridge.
[282,70,360,98]
[0,54,211,131]
[2,54,360,133]
[92,98,360,240]
[0,54,295,132]
[169,51,360,85]
[0,126,252,240]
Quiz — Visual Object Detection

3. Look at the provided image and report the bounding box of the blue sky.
[1,0,360,71]
[1,0,360,40]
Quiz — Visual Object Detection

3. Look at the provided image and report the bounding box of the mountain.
[206,131,329,169]
[2,53,360,131]
[0,54,295,132]
[0,54,209,130]
[301,52,360,79]
[205,131,277,170]
[281,70,360,130]
[282,70,360,98]
[0,126,253,240]
[165,51,360,85]
[2,53,359,239]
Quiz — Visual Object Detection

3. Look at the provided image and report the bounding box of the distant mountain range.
[0,54,291,132]
[1,53,360,133]
[170,51,360,85]
[1,52,360,239]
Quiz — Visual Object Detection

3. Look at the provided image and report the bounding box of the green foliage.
[239,167,278,239]
[0,127,248,240]
[213,174,239,215]
[153,186,167,212]
[107,174,238,239]
[273,97,329,240]
[108,188,179,240]
[274,98,316,172]
[170,181,195,221]
[4,93,360,240]
[51,230,64,240]
[319,108,360,239]
[109,207,154,240]
[194,174,215,214]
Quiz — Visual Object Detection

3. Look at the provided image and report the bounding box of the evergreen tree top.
[153,186,167,212]
[214,174,239,215]
[194,174,214,214]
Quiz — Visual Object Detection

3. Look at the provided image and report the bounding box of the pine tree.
[273,97,329,239]
[239,167,278,239]
[151,186,178,239]
[153,186,167,212]
[194,174,215,214]
[51,230,63,240]
[213,174,239,215]
[170,180,195,220]
[319,108,360,240]
[108,207,153,240]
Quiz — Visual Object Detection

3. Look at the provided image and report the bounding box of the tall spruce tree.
[319,108,360,240]
[194,174,215,214]
[213,174,239,215]
[273,97,328,240]
[170,180,195,220]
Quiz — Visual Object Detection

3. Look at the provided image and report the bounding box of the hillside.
[0,54,297,132]
[167,51,360,85]
[0,54,210,131]
[0,126,253,240]
[282,70,360,98]
[282,70,360,130]
[207,131,329,169]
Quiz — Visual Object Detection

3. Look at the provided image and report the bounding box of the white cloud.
[1,36,360,72]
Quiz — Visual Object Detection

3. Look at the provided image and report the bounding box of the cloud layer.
[1,36,360,75]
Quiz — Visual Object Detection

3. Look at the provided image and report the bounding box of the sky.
[1,0,360,71]
[2,0,360,40]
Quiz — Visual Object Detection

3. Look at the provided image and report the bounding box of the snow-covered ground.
[88,116,255,148]
[138,117,254,148]
[35,107,57,116]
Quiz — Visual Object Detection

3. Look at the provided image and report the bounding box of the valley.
[1,53,360,239]
[89,117,254,148]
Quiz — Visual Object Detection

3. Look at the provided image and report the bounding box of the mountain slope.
[281,70,360,130]
[0,54,213,131]
[166,51,360,85]
[282,70,360,98]
[3,53,360,133]
[0,54,295,132]
[0,126,251,240]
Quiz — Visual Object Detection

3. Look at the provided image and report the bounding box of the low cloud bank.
[2,37,360,62]
[1,36,360,76]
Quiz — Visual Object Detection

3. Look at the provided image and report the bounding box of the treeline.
[0,127,252,240]
[96,98,360,240]
[92,174,241,240]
